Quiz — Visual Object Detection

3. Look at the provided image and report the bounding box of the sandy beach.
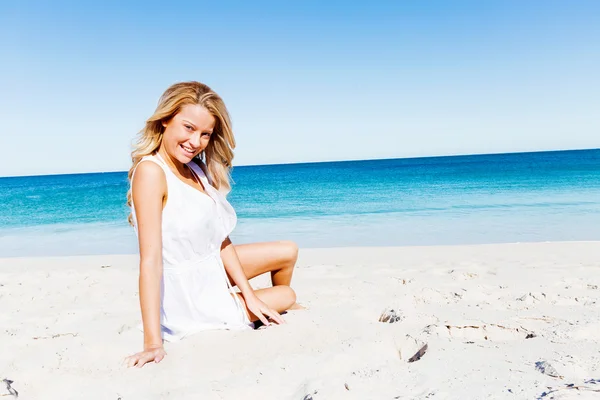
[1,241,599,399]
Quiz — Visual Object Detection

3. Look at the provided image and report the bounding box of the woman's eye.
[185,125,193,131]
[202,132,211,137]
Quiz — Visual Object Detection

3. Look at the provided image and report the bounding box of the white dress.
[131,153,253,341]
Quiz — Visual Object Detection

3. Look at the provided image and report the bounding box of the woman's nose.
[189,132,201,147]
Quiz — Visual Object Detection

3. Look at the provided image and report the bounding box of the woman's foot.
[289,302,306,310]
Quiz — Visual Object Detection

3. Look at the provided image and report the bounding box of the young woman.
[124,81,299,368]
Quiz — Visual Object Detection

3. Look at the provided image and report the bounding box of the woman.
[124,81,299,368]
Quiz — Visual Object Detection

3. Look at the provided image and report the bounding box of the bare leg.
[233,286,296,322]
[232,241,304,309]
[232,241,298,286]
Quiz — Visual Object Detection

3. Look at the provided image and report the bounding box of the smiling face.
[160,104,215,164]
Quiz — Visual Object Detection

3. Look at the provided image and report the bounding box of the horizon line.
[2,146,599,179]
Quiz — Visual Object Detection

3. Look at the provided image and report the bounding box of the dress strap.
[187,160,213,188]
[153,152,169,167]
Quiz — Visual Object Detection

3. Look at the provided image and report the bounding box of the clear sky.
[1,0,599,176]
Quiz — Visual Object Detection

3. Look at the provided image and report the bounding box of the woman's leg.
[234,286,296,322]
[232,240,299,286]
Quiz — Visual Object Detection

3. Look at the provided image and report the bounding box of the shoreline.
[0,238,599,261]
[2,239,600,261]
[2,241,599,399]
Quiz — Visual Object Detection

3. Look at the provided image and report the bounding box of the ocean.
[1,149,599,257]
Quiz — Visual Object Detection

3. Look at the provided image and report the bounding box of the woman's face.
[161,104,215,164]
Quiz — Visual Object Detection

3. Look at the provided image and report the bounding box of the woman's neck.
[157,147,189,178]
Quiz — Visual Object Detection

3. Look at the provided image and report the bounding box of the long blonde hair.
[127,81,236,225]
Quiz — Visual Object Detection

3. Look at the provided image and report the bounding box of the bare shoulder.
[132,160,167,196]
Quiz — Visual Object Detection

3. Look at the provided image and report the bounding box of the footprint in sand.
[379,308,403,323]
[424,322,535,342]
[393,334,429,363]
[517,292,597,307]
[1,379,18,398]
[516,292,547,305]
[413,288,465,305]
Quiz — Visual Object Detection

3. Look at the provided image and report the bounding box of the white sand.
[1,242,600,399]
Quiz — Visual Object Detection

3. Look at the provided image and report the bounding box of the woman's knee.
[278,240,298,265]
[283,285,297,308]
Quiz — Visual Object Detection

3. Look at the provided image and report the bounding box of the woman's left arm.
[220,237,285,326]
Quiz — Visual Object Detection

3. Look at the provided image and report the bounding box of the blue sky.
[1,0,599,176]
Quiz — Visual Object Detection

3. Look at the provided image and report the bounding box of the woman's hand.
[244,294,286,327]
[124,345,166,368]
[219,238,286,327]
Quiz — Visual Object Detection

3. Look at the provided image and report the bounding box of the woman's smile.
[180,144,198,157]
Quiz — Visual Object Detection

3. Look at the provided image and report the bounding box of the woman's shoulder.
[139,153,161,165]
[132,157,167,187]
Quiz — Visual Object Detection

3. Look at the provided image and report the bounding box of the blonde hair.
[127,81,236,225]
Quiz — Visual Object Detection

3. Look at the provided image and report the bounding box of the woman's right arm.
[125,161,167,368]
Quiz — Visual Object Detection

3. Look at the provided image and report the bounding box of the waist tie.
[162,252,249,323]
[162,252,218,271]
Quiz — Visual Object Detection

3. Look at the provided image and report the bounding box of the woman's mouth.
[180,144,196,157]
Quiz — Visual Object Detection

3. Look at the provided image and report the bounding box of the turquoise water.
[1,149,599,257]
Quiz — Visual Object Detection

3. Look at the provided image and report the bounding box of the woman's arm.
[220,237,254,296]
[220,238,285,326]
[125,161,167,367]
